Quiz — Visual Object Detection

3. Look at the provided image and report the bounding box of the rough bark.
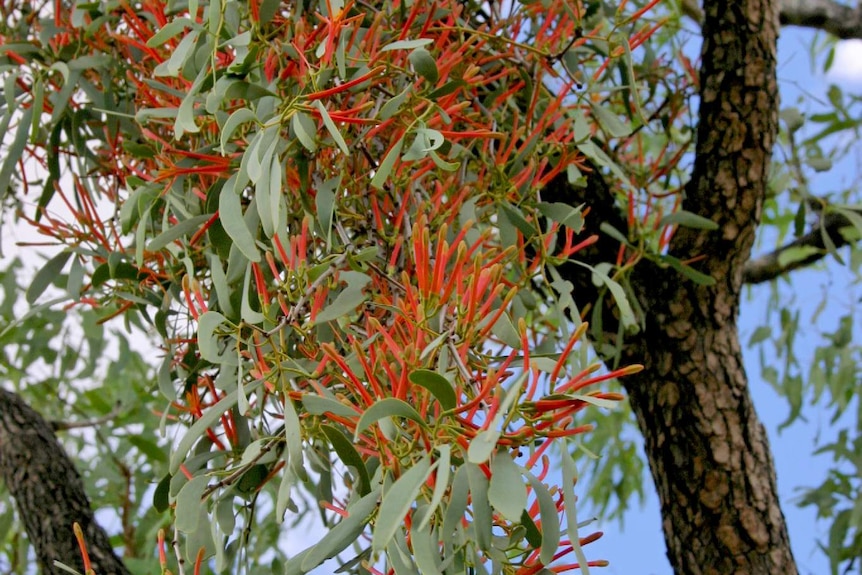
[779,0,862,39]
[683,0,862,40]
[0,388,131,575]
[550,0,797,572]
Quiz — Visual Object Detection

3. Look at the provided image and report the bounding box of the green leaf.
[660,254,717,286]
[313,100,350,155]
[468,428,499,465]
[0,107,33,197]
[292,111,318,152]
[776,245,821,268]
[411,518,443,575]
[381,38,434,51]
[409,48,439,84]
[313,271,371,324]
[561,448,590,575]
[147,214,212,251]
[590,103,630,138]
[354,397,428,440]
[537,202,584,233]
[219,182,261,262]
[316,176,336,244]
[409,369,456,411]
[488,453,527,523]
[466,462,492,550]
[26,251,71,304]
[659,210,719,230]
[370,135,405,190]
[525,471,561,565]
[221,108,257,154]
[415,444,451,530]
[295,487,381,573]
[379,86,412,120]
[170,380,262,474]
[321,424,371,495]
[499,202,537,239]
[175,475,209,533]
[197,311,235,364]
[372,455,433,553]
[303,394,358,418]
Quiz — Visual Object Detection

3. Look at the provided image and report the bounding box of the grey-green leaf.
[175,475,210,533]
[488,453,527,523]
[219,184,261,262]
[372,456,433,553]
[409,369,456,411]
[354,397,428,440]
[26,251,71,304]
[659,210,719,230]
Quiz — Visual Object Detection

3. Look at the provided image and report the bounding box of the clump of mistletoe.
[1,0,662,572]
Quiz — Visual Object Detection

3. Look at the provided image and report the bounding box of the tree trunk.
[0,388,131,575]
[551,0,797,572]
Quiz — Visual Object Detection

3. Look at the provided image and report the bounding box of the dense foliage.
[3,0,862,573]
[0,0,672,572]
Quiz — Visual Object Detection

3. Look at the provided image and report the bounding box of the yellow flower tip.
[623,363,644,375]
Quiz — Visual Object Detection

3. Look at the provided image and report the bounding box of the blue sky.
[586,27,862,575]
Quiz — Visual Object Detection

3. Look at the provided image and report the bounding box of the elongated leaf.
[354,397,428,440]
[561,447,590,575]
[197,311,233,364]
[411,518,443,575]
[147,214,212,251]
[291,111,318,152]
[314,271,371,324]
[370,135,405,190]
[170,380,262,474]
[372,455,433,553]
[219,183,261,262]
[220,108,257,153]
[465,462,492,550]
[321,424,371,495]
[409,48,438,84]
[382,38,433,51]
[590,102,630,138]
[468,428,500,464]
[409,369,456,411]
[416,444,451,530]
[314,100,350,155]
[26,251,71,304]
[525,471,561,566]
[488,453,527,522]
[659,210,719,230]
[0,107,33,198]
[294,487,381,573]
[303,394,358,418]
[176,475,209,533]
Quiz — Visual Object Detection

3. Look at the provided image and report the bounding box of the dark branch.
[743,209,857,283]
[683,0,862,40]
[779,0,862,40]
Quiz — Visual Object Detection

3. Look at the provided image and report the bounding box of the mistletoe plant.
[0,0,662,572]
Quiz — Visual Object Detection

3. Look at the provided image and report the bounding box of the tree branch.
[743,209,857,283]
[683,0,862,40]
[779,0,862,40]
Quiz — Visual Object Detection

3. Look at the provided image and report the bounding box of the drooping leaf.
[488,453,527,523]
[354,397,428,440]
[409,369,456,411]
[372,455,433,553]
